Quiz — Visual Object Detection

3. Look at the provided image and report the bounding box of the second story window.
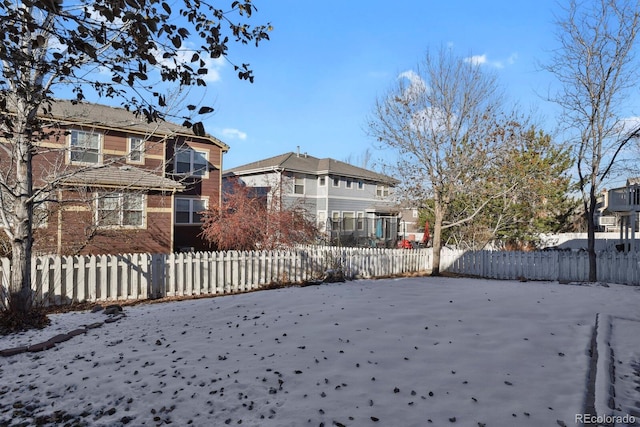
[294,175,305,194]
[128,136,144,164]
[70,130,101,165]
[332,177,340,187]
[376,185,389,197]
[175,146,208,177]
[346,179,353,189]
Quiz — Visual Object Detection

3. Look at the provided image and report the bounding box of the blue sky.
[199,0,563,170]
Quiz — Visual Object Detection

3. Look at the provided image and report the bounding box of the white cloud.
[152,44,226,83]
[398,70,423,86]
[464,54,488,66]
[412,107,456,135]
[463,53,518,69]
[618,116,640,135]
[397,71,454,133]
[398,70,428,102]
[197,56,226,83]
[221,128,247,140]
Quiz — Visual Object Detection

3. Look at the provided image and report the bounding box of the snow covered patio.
[0,276,639,426]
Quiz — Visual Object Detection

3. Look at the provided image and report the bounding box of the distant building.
[604,177,640,251]
[398,206,428,243]
[224,151,401,247]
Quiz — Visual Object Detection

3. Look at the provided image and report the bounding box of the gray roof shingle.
[42,100,229,151]
[225,152,398,185]
[59,165,184,191]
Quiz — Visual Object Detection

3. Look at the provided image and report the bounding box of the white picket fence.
[2,246,638,308]
[440,248,640,285]
[0,247,431,306]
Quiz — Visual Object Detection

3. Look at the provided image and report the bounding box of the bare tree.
[0,0,270,326]
[200,177,319,250]
[543,0,640,281]
[343,148,373,169]
[368,46,524,275]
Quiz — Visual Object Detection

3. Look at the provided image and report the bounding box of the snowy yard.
[0,276,639,426]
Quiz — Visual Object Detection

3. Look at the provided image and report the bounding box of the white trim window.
[317,210,327,231]
[376,185,389,197]
[175,197,208,224]
[294,175,305,195]
[346,179,353,189]
[175,146,209,177]
[69,130,102,165]
[332,177,340,188]
[318,176,326,187]
[331,211,341,228]
[127,136,144,164]
[357,180,364,190]
[96,192,145,228]
[343,211,355,231]
[357,212,365,231]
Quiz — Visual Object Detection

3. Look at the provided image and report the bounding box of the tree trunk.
[8,237,33,315]
[430,203,445,276]
[586,191,598,282]
[7,131,35,315]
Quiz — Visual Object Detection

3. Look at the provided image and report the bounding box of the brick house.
[2,100,228,255]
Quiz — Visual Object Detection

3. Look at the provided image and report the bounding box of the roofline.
[224,166,398,184]
[41,115,230,152]
[224,159,399,185]
[59,181,184,192]
[20,99,230,152]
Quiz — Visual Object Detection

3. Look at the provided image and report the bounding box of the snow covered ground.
[0,276,639,427]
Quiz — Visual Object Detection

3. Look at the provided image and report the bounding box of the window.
[376,185,389,197]
[331,211,341,228]
[175,146,209,177]
[346,179,353,189]
[96,193,144,228]
[70,130,101,164]
[318,176,326,187]
[175,198,207,224]
[357,180,364,190]
[343,212,355,231]
[128,136,144,164]
[332,177,340,187]
[357,212,365,231]
[294,175,305,195]
[317,210,327,231]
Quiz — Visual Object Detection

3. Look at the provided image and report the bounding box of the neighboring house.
[223,151,400,247]
[596,189,618,232]
[1,100,228,255]
[605,177,640,251]
[398,206,426,242]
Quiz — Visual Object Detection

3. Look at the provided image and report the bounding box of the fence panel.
[3,246,636,309]
[444,249,638,285]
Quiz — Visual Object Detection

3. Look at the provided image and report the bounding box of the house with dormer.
[1,100,228,255]
[223,151,401,247]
